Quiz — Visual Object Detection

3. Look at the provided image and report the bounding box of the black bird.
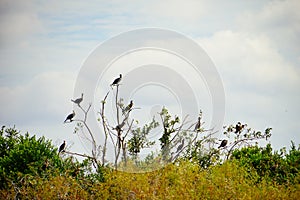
[235,122,244,133]
[64,111,75,123]
[71,93,83,105]
[59,140,66,153]
[123,100,133,115]
[115,121,126,131]
[176,139,185,153]
[218,139,228,148]
[194,117,201,131]
[110,74,122,86]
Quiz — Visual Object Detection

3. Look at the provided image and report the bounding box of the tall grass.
[1,160,299,199]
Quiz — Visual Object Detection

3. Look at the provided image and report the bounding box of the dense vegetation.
[0,126,299,199]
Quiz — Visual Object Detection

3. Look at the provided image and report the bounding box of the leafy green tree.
[231,142,300,184]
[0,126,58,188]
[127,118,159,160]
[158,107,180,160]
[0,126,100,189]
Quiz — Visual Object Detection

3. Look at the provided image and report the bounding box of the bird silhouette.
[194,117,201,131]
[176,139,185,153]
[71,93,83,105]
[218,139,228,148]
[235,122,244,133]
[115,121,126,131]
[64,111,75,123]
[59,140,66,153]
[123,100,133,115]
[111,74,122,86]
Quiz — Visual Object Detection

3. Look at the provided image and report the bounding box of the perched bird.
[218,139,228,148]
[123,100,133,115]
[110,74,122,86]
[235,122,244,133]
[115,121,126,131]
[176,139,185,153]
[194,117,201,131]
[71,93,83,105]
[59,140,66,153]
[64,111,75,123]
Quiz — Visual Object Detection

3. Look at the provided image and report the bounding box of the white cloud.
[237,0,300,65]
[197,28,300,149]
[138,0,208,22]
[0,71,76,125]
[0,0,42,47]
[239,0,300,32]
[199,30,300,91]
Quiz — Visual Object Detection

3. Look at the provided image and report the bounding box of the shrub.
[0,126,104,190]
[231,143,300,184]
[0,126,64,189]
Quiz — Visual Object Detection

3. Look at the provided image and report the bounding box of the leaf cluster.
[231,142,300,184]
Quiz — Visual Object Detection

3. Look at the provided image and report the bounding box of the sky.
[0,0,299,156]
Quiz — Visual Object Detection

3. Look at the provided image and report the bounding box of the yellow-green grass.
[1,161,299,199]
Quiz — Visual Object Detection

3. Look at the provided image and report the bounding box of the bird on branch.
[64,111,75,123]
[194,116,201,132]
[115,121,126,131]
[176,139,185,153]
[123,100,133,115]
[110,74,122,86]
[59,140,66,153]
[235,122,244,133]
[71,93,83,105]
[218,139,228,148]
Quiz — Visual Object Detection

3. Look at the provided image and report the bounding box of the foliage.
[231,142,300,184]
[1,125,300,199]
[182,122,274,170]
[158,107,180,154]
[0,126,62,189]
[127,118,159,160]
[1,160,299,199]
[0,126,104,190]
[157,107,199,162]
[186,141,221,169]
[223,122,272,159]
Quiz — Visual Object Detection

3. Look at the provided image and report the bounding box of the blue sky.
[0,0,299,153]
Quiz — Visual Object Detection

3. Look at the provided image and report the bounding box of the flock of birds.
[217,122,245,149]
[59,74,124,153]
[63,74,123,124]
[58,73,243,155]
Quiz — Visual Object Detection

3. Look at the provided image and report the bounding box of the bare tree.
[64,79,230,171]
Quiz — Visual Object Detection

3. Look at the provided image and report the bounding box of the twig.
[73,103,97,164]
[100,91,110,166]
[64,150,95,160]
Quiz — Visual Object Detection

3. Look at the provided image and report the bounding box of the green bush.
[0,126,62,188]
[0,126,104,190]
[231,143,300,184]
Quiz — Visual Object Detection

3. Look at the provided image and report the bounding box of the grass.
[1,160,299,199]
